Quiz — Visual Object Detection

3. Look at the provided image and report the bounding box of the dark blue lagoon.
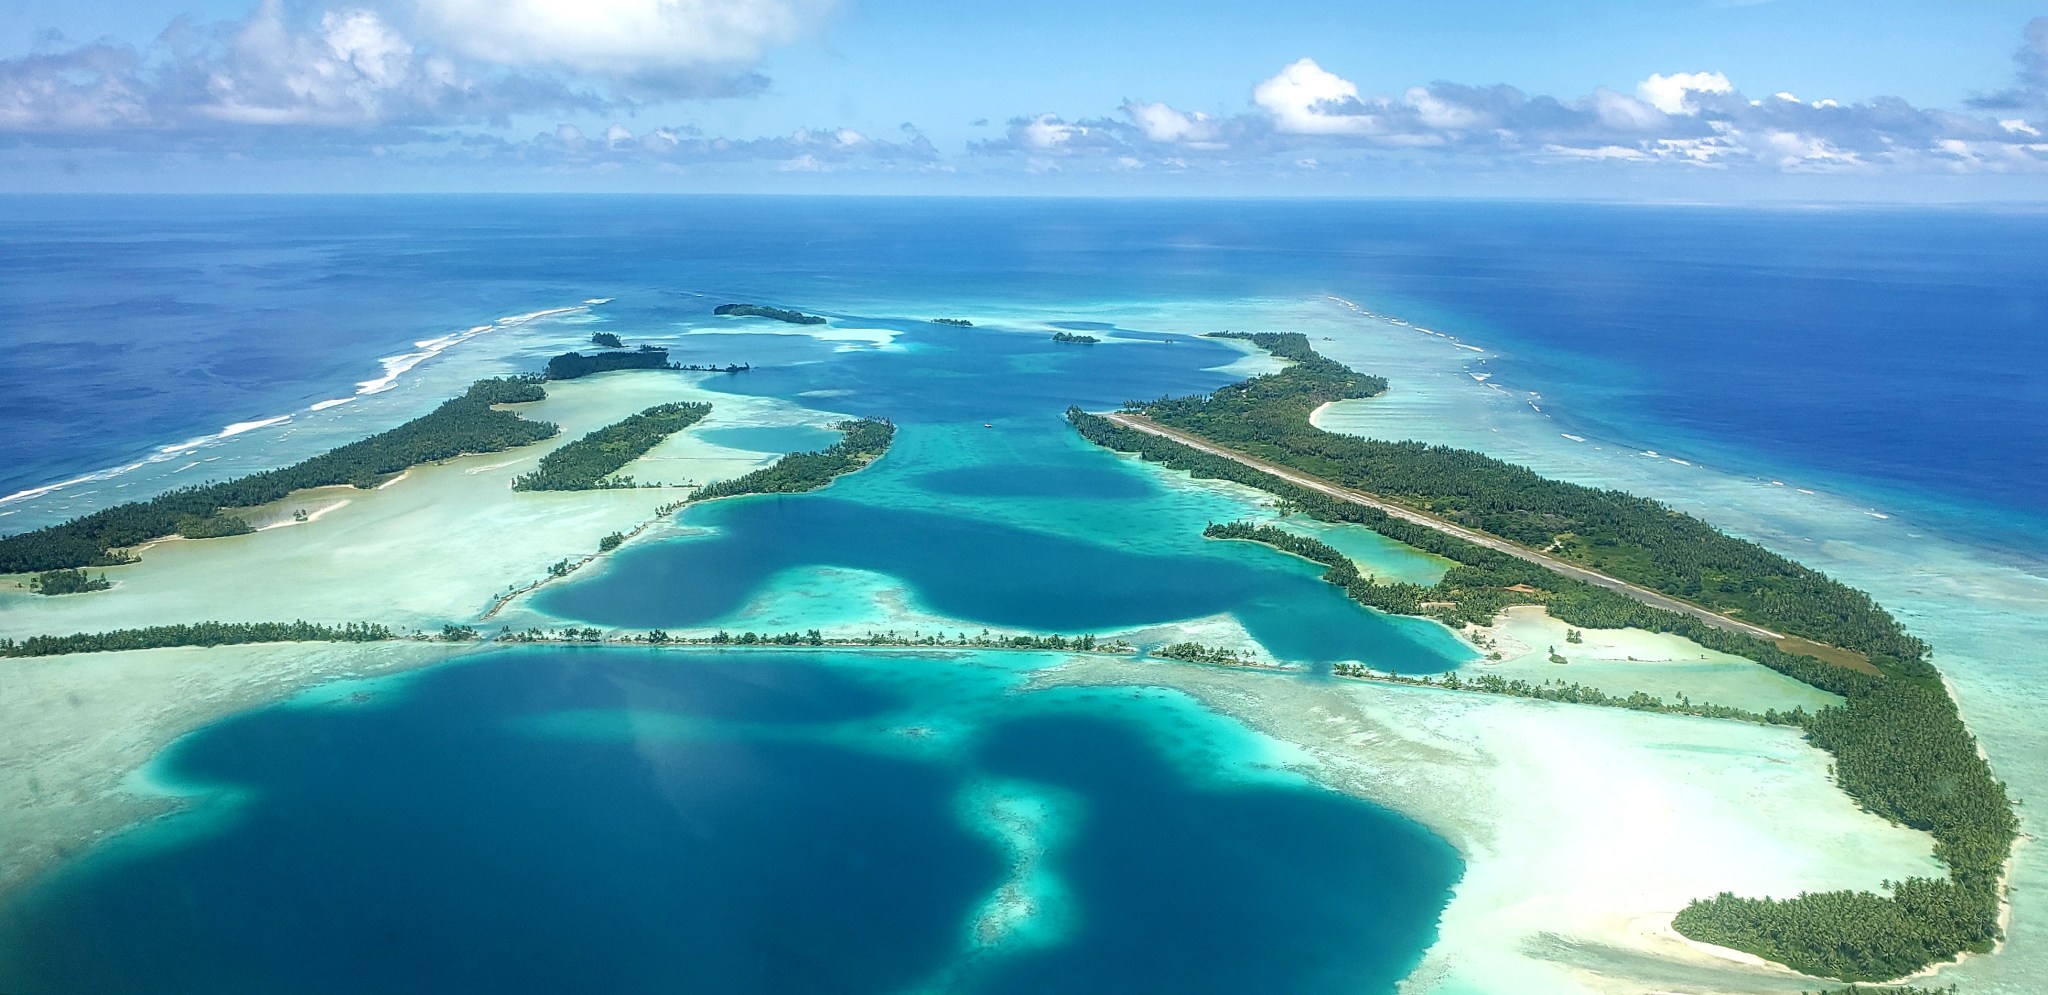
[0,648,1461,995]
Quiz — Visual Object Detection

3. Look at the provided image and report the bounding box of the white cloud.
[1253,58,1377,135]
[1121,99,1221,146]
[416,0,831,88]
[1016,113,1089,150]
[1403,86,1483,130]
[1636,71,1733,115]
[194,0,464,126]
[1589,87,1665,131]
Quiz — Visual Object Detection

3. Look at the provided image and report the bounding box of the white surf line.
[0,300,594,512]
[1323,294,1491,355]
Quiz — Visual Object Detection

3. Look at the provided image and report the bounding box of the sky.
[2,0,2047,198]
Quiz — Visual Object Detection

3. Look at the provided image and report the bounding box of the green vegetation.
[1156,641,1261,666]
[1142,332,1922,668]
[544,347,676,380]
[599,531,626,552]
[714,303,826,325]
[512,402,712,491]
[1051,331,1099,344]
[1333,664,1807,725]
[590,332,625,348]
[175,513,254,539]
[1204,521,1356,585]
[497,625,1134,654]
[1,620,394,658]
[931,318,973,327]
[28,569,111,595]
[1805,987,1955,995]
[1069,333,2019,983]
[0,379,559,573]
[690,418,896,502]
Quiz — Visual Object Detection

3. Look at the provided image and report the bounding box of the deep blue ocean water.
[3,196,2044,531]
[0,649,1459,995]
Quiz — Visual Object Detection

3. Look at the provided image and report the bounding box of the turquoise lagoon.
[0,648,1461,995]
[1,308,1474,995]
[538,320,1472,672]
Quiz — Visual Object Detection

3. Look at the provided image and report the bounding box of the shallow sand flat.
[1032,656,1945,995]
[0,373,841,637]
[0,641,473,899]
[1470,606,1842,714]
[1262,295,2048,992]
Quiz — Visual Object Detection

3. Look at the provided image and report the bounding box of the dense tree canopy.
[690,419,895,502]
[1069,332,2017,983]
[713,303,825,325]
[0,379,559,573]
[0,620,393,658]
[512,402,711,491]
[544,348,674,380]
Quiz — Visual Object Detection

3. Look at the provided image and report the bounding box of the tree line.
[0,378,559,573]
[689,419,896,502]
[512,402,711,491]
[1141,332,1926,666]
[1069,359,2017,983]
[1,620,394,658]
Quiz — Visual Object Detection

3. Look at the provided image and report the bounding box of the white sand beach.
[0,371,846,638]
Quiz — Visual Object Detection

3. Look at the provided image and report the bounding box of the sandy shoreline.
[0,641,475,900]
[0,317,2005,995]
[0,372,845,639]
[1027,656,1942,995]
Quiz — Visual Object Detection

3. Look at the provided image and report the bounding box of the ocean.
[1,195,2045,994]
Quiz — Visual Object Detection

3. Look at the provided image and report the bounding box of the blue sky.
[3,0,2046,197]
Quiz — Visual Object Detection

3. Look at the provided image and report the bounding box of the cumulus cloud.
[0,0,604,139]
[0,0,824,144]
[1121,100,1223,146]
[416,0,831,95]
[1636,71,1733,115]
[1969,17,2048,110]
[977,30,2048,178]
[0,45,152,131]
[1252,57,1378,135]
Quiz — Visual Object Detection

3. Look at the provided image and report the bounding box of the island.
[589,332,625,348]
[713,303,826,325]
[545,347,676,380]
[1070,332,2015,983]
[690,419,895,502]
[1051,331,1099,344]
[26,568,112,596]
[931,318,974,327]
[1,621,394,658]
[512,402,712,491]
[0,378,560,572]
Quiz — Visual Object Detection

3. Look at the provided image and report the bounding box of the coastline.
[0,640,476,901]
[0,372,843,640]
[1027,654,1939,995]
[2,294,2036,994]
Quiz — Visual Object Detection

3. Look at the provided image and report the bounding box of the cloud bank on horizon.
[1,0,2044,193]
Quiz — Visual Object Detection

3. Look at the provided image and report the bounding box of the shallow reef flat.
[0,640,476,898]
[0,372,843,637]
[1030,654,1944,995]
[1465,605,1843,715]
